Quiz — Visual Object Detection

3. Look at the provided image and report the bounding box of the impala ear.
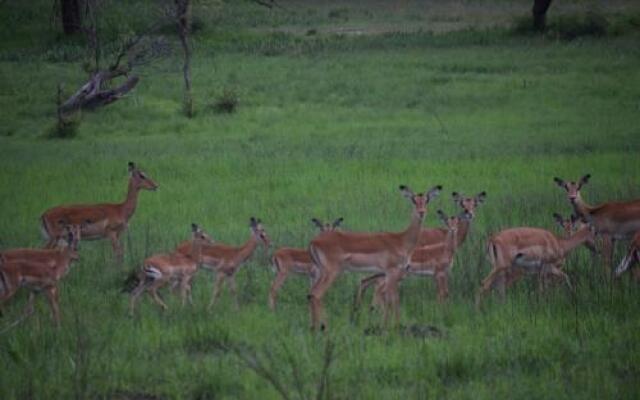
[426,185,443,202]
[452,192,462,202]
[128,162,136,173]
[191,223,199,232]
[311,218,323,229]
[475,191,487,203]
[579,174,591,186]
[553,177,565,187]
[332,217,344,228]
[552,213,564,227]
[250,217,258,228]
[399,185,414,199]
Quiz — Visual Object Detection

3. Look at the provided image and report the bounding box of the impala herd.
[1,163,639,331]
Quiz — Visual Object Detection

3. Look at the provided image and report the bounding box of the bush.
[211,88,239,114]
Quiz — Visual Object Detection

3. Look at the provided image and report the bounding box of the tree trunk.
[532,0,553,32]
[61,0,82,35]
[176,0,193,118]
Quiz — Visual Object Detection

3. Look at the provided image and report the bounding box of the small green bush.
[211,88,239,114]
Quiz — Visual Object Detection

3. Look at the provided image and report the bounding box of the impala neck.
[557,226,591,256]
[237,235,260,264]
[571,192,594,219]
[444,228,457,257]
[190,239,204,263]
[121,178,140,221]
[454,219,471,248]
[401,212,424,254]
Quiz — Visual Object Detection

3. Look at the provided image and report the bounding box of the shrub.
[48,114,81,139]
[211,88,239,114]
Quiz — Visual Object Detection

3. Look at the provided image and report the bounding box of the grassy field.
[1,1,640,399]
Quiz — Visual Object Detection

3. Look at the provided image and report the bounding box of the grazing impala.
[177,217,270,309]
[356,210,471,310]
[554,174,640,268]
[418,191,486,247]
[129,224,213,316]
[41,162,158,262]
[308,184,441,331]
[0,226,80,325]
[475,216,596,308]
[268,217,343,311]
[615,231,640,279]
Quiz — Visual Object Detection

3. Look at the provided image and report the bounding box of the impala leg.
[44,286,61,326]
[547,264,573,292]
[476,266,509,309]
[209,272,226,309]
[354,274,383,311]
[436,272,449,303]
[148,280,169,311]
[179,276,191,307]
[22,291,37,317]
[308,268,340,331]
[269,270,289,311]
[228,274,240,310]
[129,274,149,316]
[107,230,124,264]
[382,268,404,328]
[371,279,386,312]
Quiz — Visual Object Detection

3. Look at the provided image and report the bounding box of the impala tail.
[122,269,142,293]
[615,248,638,277]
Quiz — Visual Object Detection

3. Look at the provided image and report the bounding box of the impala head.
[128,162,159,192]
[191,223,214,244]
[554,174,590,203]
[552,213,581,235]
[400,184,442,220]
[311,217,344,232]
[250,217,270,248]
[452,191,486,218]
[437,209,472,233]
[61,225,81,261]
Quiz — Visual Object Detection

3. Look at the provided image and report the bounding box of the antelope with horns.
[41,162,158,263]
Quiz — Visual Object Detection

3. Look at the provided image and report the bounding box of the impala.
[475,216,596,308]
[308,184,441,331]
[177,217,270,309]
[356,210,471,310]
[268,217,343,311]
[615,231,640,279]
[418,191,486,246]
[129,224,213,316]
[0,226,80,325]
[41,162,158,262]
[355,191,486,310]
[554,174,640,268]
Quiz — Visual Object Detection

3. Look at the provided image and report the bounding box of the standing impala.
[177,217,270,310]
[0,226,80,325]
[356,210,471,310]
[615,231,640,279]
[268,217,343,311]
[41,162,158,262]
[554,174,640,268]
[418,191,486,247]
[308,184,441,331]
[129,224,213,316]
[475,216,596,308]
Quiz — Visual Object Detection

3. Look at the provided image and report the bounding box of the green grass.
[1,1,640,399]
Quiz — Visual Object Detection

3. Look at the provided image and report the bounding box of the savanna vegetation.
[1,1,640,399]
